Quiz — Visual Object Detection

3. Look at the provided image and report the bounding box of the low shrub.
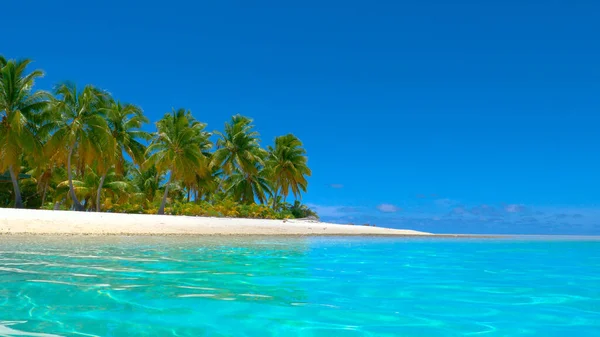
[40,198,315,220]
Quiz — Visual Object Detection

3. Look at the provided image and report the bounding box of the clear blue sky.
[4,0,600,234]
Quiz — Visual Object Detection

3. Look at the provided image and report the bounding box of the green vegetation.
[0,56,316,220]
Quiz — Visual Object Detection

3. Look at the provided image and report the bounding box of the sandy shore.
[0,208,432,236]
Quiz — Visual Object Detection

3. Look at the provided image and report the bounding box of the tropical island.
[0,55,317,217]
[0,55,428,235]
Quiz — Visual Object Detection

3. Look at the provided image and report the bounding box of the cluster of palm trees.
[0,56,312,215]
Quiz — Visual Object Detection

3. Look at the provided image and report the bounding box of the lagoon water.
[0,236,598,336]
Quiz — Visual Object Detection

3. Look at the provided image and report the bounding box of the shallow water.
[0,236,598,336]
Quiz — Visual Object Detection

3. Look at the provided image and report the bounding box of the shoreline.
[1,208,433,236]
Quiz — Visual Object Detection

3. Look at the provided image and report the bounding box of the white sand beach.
[0,208,431,236]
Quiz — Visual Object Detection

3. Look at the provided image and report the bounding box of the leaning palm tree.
[145,108,209,214]
[266,134,311,203]
[44,82,113,211]
[103,100,150,172]
[0,57,49,208]
[94,100,150,211]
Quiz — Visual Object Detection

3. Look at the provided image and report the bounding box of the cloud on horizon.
[377,204,401,213]
[329,184,344,189]
[505,204,527,213]
[434,198,459,207]
[306,204,360,218]
[308,200,600,235]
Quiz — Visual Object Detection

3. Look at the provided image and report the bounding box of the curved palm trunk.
[8,166,24,208]
[67,147,85,211]
[158,175,172,215]
[271,186,280,210]
[95,172,107,212]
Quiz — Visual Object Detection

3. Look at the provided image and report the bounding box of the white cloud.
[505,204,526,213]
[377,204,400,213]
[434,198,458,207]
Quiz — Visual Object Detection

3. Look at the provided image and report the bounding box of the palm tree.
[26,163,55,207]
[94,100,150,211]
[103,100,150,172]
[212,115,266,176]
[0,57,49,208]
[27,115,58,208]
[195,163,222,202]
[268,194,284,212]
[56,166,134,211]
[145,108,209,214]
[33,166,69,210]
[266,134,311,203]
[130,165,163,205]
[289,200,318,219]
[45,82,113,211]
[184,124,213,203]
[212,115,270,203]
[224,168,271,204]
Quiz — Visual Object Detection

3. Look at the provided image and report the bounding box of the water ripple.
[0,236,598,336]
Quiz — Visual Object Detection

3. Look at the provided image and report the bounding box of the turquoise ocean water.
[0,236,598,336]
